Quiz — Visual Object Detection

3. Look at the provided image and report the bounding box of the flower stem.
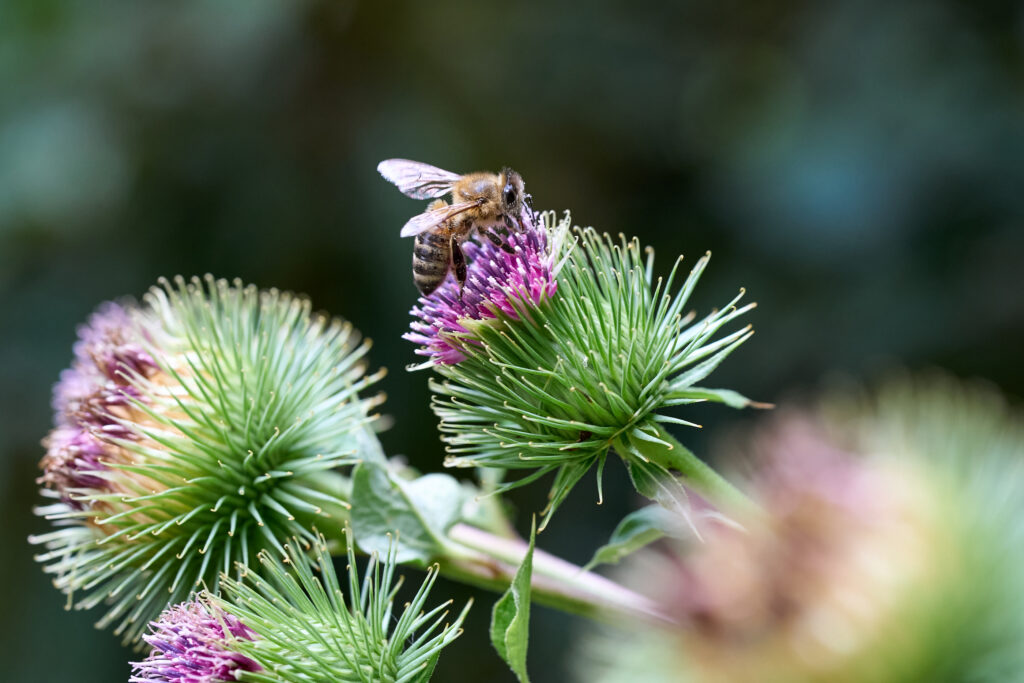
[314,468,668,624]
[439,523,672,625]
[631,421,759,517]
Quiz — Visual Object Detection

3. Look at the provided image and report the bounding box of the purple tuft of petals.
[39,427,110,496]
[41,301,158,504]
[131,599,261,683]
[53,302,157,420]
[405,216,561,364]
[72,301,157,382]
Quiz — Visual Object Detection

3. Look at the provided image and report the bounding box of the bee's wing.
[399,200,479,237]
[378,159,461,199]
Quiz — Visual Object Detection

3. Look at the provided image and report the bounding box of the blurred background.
[2,0,1022,680]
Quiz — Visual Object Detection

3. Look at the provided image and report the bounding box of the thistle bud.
[410,211,759,524]
[132,534,468,682]
[31,276,384,644]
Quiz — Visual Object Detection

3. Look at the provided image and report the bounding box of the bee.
[377,159,531,296]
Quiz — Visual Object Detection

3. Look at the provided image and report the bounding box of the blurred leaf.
[490,518,535,683]
[583,505,685,571]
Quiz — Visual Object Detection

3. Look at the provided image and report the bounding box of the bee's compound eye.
[503,183,517,207]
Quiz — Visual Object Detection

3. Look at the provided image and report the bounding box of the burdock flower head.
[576,376,1024,683]
[31,276,384,644]
[132,534,468,683]
[408,210,762,526]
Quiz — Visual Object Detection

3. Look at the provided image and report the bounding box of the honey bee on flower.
[377,159,534,295]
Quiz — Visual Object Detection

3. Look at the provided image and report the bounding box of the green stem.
[313,468,669,625]
[439,523,672,625]
[625,421,759,518]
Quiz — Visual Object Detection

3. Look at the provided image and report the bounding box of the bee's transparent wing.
[399,200,479,237]
[378,159,461,199]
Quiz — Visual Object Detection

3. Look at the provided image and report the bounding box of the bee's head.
[499,168,525,216]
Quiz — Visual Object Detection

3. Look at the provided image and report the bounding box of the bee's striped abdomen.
[412,229,451,296]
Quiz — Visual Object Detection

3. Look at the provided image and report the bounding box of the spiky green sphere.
[133,533,469,683]
[32,276,384,644]
[428,220,759,523]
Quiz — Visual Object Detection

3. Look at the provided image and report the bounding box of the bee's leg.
[482,228,516,255]
[482,228,503,246]
[450,235,467,298]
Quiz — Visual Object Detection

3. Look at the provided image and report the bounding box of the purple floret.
[41,300,158,504]
[406,216,561,364]
[71,301,157,382]
[131,599,262,683]
[39,427,110,499]
[53,302,157,415]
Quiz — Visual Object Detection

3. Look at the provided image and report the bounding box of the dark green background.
[2,0,1022,681]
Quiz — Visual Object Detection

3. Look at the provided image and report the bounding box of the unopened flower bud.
[32,276,384,644]
[132,534,468,682]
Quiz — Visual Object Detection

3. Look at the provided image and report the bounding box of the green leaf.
[406,472,466,532]
[350,463,465,564]
[583,505,685,571]
[490,519,535,683]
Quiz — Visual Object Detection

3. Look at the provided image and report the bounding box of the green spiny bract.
[32,275,384,644]
[132,532,468,683]
[431,222,759,526]
[216,533,469,683]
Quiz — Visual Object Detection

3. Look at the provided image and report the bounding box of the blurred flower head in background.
[577,375,1024,683]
